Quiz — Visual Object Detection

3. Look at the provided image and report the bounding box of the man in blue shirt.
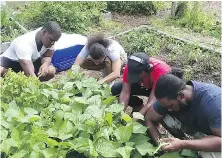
[145,74,221,155]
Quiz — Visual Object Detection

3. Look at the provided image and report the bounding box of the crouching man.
[146,74,221,158]
[0,21,61,81]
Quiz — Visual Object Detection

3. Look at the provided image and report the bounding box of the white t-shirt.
[1,28,54,62]
[79,39,127,62]
[54,33,87,50]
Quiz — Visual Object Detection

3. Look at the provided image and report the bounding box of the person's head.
[155,74,191,111]
[40,21,61,48]
[87,33,110,65]
[127,52,152,83]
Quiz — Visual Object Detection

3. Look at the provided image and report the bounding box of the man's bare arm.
[140,90,156,116]
[145,105,164,145]
[119,82,131,109]
[41,49,53,65]
[19,59,36,76]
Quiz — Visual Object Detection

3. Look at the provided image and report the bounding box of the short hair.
[41,21,61,37]
[87,33,110,60]
[155,74,186,99]
[171,67,184,79]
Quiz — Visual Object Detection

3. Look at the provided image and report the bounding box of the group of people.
[0,21,221,157]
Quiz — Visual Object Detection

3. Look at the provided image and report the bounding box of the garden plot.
[0,66,198,158]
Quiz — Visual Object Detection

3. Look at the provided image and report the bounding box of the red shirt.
[123,57,171,91]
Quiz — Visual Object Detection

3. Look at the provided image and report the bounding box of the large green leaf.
[135,142,156,156]
[11,128,20,142]
[89,139,98,157]
[74,97,88,105]
[24,107,38,115]
[10,150,28,158]
[70,137,90,153]
[121,113,132,123]
[104,112,113,125]
[30,151,44,158]
[87,95,101,107]
[1,138,17,155]
[54,110,64,121]
[83,89,93,98]
[4,107,20,119]
[0,129,8,140]
[63,82,75,90]
[133,122,147,134]
[116,146,134,158]
[28,115,41,122]
[105,103,124,114]
[47,138,59,147]
[103,96,116,105]
[130,134,150,145]
[49,90,58,99]
[94,138,120,157]
[114,124,133,142]
[84,105,103,119]
[42,147,57,158]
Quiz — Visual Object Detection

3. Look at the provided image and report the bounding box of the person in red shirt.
[111,52,179,116]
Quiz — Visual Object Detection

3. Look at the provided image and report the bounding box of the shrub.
[16,2,107,33]
[1,6,23,42]
[107,1,157,15]
[170,2,221,39]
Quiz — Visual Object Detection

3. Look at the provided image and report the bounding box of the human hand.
[38,64,49,78]
[161,137,183,152]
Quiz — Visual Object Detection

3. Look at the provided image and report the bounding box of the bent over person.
[146,74,221,158]
[0,21,61,81]
[74,33,127,84]
[111,52,177,116]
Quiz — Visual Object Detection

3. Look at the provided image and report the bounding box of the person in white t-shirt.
[74,33,127,84]
[0,21,61,81]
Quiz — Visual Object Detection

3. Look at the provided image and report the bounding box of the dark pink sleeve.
[123,65,129,83]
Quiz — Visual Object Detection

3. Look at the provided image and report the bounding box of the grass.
[87,20,124,37]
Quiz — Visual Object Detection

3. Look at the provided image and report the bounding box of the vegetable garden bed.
[1,66,198,158]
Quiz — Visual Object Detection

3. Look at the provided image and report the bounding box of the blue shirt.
[154,81,221,135]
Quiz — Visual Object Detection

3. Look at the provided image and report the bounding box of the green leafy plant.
[107,1,157,15]
[1,5,23,42]
[17,2,107,33]
[1,67,199,157]
[169,2,221,39]
[0,67,161,157]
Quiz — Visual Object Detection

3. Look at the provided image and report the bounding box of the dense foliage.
[107,1,158,15]
[1,6,24,42]
[0,66,198,158]
[16,2,107,33]
[169,2,221,39]
[118,28,221,84]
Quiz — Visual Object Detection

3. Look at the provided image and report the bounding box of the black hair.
[42,21,61,37]
[171,67,184,79]
[87,33,110,60]
[155,74,186,99]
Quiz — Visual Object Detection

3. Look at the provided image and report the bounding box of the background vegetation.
[1,1,221,85]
